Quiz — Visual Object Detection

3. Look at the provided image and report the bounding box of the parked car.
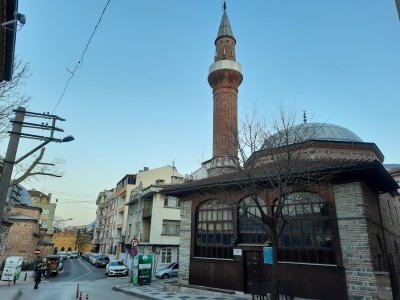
[82,252,89,260]
[89,253,101,265]
[59,251,67,261]
[154,262,179,279]
[105,260,128,277]
[70,251,78,259]
[94,256,109,268]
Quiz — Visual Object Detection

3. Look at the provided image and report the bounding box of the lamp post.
[0,107,74,223]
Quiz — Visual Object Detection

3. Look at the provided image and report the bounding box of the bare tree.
[0,60,31,139]
[224,107,332,299]
[10,148,65,186]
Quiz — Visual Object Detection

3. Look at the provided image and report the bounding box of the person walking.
[33,265,42,289]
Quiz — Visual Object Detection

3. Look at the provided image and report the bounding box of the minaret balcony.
[209,60,242,75]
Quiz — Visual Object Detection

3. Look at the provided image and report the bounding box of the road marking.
[70,259,92,281]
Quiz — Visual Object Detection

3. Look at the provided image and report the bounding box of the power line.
[52,0,112,113]
[42,190,97,198]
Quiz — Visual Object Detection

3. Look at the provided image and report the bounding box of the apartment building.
[29,190,56,234]
[94,165,184,265]
[93,189,114,254]
[125,181,183,271]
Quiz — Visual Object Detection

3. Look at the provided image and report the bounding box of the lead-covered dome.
[262,123,362,150]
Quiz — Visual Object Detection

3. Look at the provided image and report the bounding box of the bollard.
[24,273,27,281]
[76,283,80,298]
[79,290,82,300]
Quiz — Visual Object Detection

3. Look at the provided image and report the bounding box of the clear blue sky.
[3,1,399,225]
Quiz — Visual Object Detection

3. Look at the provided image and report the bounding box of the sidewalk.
[113,278,252,300]
[0,270,32,300]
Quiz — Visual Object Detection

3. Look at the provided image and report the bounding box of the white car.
[70,251,79,259]
[89,253,100,265]
[105,260,129,277]
[59,251,67,261]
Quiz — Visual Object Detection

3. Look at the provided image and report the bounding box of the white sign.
[233,248,242,256]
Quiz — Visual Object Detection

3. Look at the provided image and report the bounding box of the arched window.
[238,196,270,244]
[195,199,234,259]
[278,192,334,264]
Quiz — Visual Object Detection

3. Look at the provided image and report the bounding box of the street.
[6,257,141,300]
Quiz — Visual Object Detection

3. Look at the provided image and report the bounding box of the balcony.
[116,223,123,229]
[118,206,125,214]
[142,202,152,219]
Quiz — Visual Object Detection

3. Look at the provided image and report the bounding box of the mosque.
[164,3,400,300]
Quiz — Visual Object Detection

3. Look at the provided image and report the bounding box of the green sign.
[138,255,152,285]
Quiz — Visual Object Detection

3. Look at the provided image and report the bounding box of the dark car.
[95,256,109,268]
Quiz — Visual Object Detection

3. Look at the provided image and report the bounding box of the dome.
[262,123,363,150]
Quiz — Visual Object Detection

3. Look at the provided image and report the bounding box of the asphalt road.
[17,257,140,300]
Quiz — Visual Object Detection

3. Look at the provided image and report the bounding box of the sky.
[2,1,399,225]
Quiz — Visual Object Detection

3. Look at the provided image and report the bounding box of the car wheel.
[161,274,169,279]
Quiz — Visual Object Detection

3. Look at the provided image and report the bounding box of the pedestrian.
[46,262,51,279]
[13,274,16,285]
[33,265,42,289]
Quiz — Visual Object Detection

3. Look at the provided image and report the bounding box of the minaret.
[207,2,243,175]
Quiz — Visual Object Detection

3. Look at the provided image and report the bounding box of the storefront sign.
[263,247,273,264]
[138,255,152,285]
[233,248,242,256]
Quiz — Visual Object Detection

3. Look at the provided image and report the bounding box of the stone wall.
[334,182,378,299]
[0,223,10,258]
[178,199,192,284]
[1,219,40,263]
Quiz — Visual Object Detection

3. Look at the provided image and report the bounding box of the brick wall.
[178,199,192,284]
[334,181,378,299]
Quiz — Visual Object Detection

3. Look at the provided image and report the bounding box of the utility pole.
[0,107,25,222]
[0,107,74,223]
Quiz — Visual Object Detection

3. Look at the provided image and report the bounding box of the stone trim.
[178,199,192,284]
[335,182,378,299]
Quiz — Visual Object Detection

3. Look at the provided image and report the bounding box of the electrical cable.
[52,0,112,113]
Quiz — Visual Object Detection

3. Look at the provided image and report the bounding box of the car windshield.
[167,262,176,269]
[110,261,124,266]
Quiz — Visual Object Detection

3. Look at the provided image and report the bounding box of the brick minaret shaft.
[208,5,243,160]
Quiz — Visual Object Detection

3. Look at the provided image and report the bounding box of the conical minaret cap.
[216,9,235,43]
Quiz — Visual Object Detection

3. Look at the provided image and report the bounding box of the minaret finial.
[303,110,307,124]
[223,0,226,11]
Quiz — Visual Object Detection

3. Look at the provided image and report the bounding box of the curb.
[112,285,158,300]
